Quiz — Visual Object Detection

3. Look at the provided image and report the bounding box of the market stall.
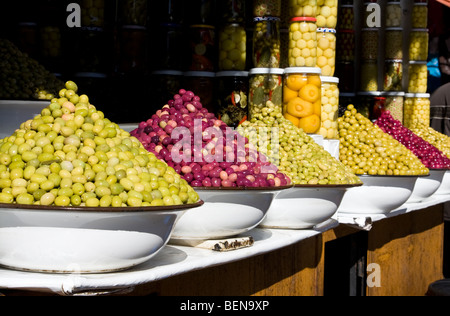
[1,0,449,297]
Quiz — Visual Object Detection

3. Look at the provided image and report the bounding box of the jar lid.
[121,25,147,31]
[254,17,281,22]
[385,27,403,31]
[362,27,378,31]
[317,28,337,33]
[74,72,108,78]
[340,93,356,97]
[284,67,322,75]
[152,70,184,76]
[405,93,431,98]
[385,59,403,63]
[387,1,401,4]
[357,91,383,96]
[183,71,216,77]
[290,17,317,23]
[249,68,285,75]
[190,24,215,29]
[409,60,428,65]
[216,71,249,77]
[380,91,405,97]
[321,76,340,84]
[414,2,428,6]
[411,28,429,32]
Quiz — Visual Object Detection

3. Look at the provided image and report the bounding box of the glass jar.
[412,3,428,29]
[188,25,216,72]
[338,5,354,30]
[361,28,379,60]
[381,91,405,123]
[81,0,105,28]
[120,0,148,27]
[283,67,322,134]
[385,28,403,60]
[384,59,403,92]
[320,76,339,139]
[216,71,249,128]
[386,2,403,27]
[336,30,355,62]
[186,0,216,25]
[371,96,387,122]
[288,17,318,68]
[248,68,284,120]
[253,0,282,17]
[408,61,428,93]
[117,25,147,74]
[409,29,429,61]
[360,60,379,91]
[316,28,336,77]
[151,23,185,71]
[339,92,356,117]
[253,17,281,68]
[289,0,318,18]
[183,71,216,113]
[357,92,382,119]
[219,0,246,23]
[218,23,247,71]
[316,0,338,28]
[151,70,183,110]
[404,93,431,128]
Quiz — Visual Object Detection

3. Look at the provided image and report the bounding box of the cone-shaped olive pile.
[375,112,450,170]
[0,39,64,100]
[338,105,429,176]
[130,89,291,188]
[410,122,450,159]
[238,101,362,186]
[0,81,200,207]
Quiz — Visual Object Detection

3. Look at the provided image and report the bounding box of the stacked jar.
[319,76,339,139]
[404,93,431,128]
[360,27,380,92]
[336,4,355,92]
[408,61,428,93]
[252,0,282,69]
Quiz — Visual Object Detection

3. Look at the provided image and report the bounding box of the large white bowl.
[0,100,48,139]
[0,202,203,274]
[170,186,291,241]
[433,170,450,196]
[407,169,447,203]
[259,185,359,230]
[337,175,419,215]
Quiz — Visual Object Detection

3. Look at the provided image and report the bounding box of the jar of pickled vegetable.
[118,25,147,74]
[412,3,428,28]
[408,61,428,93]
[336,30,355,62]
[371,96,387,122]
[283,67,322,134]
[384,59,403,91]
[316,28,336,77]
[288,17,318,68]
[253,17,281,68]
[249,68,284,120]
[151,23,185,71]
[183,71,216,113]
[361,28,379,60]
[219,0,246,23]
[188,25,216,72]
[404,93,431,128]
[186,0,216,25]
[120,0,148,27]
[360,60,379,91]
[357,92,382,119]
[218,23,247,71]
[338,5,354,30]
[386,2,403,27]
[39,25,62,60]
[81,0,105,28]
[289,0,318,18]
[385,28,403,60]
[409,29,429,61]
[316,0,338,28]
[320,76,339,139]
[381,91,405,123]
[216,71,249,127]
[254,0,282,17]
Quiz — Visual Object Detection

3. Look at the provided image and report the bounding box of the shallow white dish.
[434,170,450,196]
[0,202,203,274]
[259,184,359,230]
[337,175,420,215]
[170,186,291,242]
[407,169,447,203]
[0,100,49,139]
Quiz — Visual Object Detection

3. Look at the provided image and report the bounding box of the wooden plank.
[366,205,445,296]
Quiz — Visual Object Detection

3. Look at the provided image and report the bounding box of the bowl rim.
[0,200,204,213]
[357,174,429,178]
[293,183,363,188]
[193,184,294,191]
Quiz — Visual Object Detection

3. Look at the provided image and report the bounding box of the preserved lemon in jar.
[316,28,336,77]
[316,0,338,28]
[218,23,247,71]
[289,0,318,18]
[320,76,339,139]
[408,61,428,93]
[409,29,429,61]
[404,93,431,128]
[283,67,322,134]
[288,17,318,68]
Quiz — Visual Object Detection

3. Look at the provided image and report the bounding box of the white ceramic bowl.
[434,170,450,196]
[337,175,419,215]
[170,186,291,241]
[259,185,359,230]
[0,100,48,139]
[407,169,447,203]
[0,202,203,274]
